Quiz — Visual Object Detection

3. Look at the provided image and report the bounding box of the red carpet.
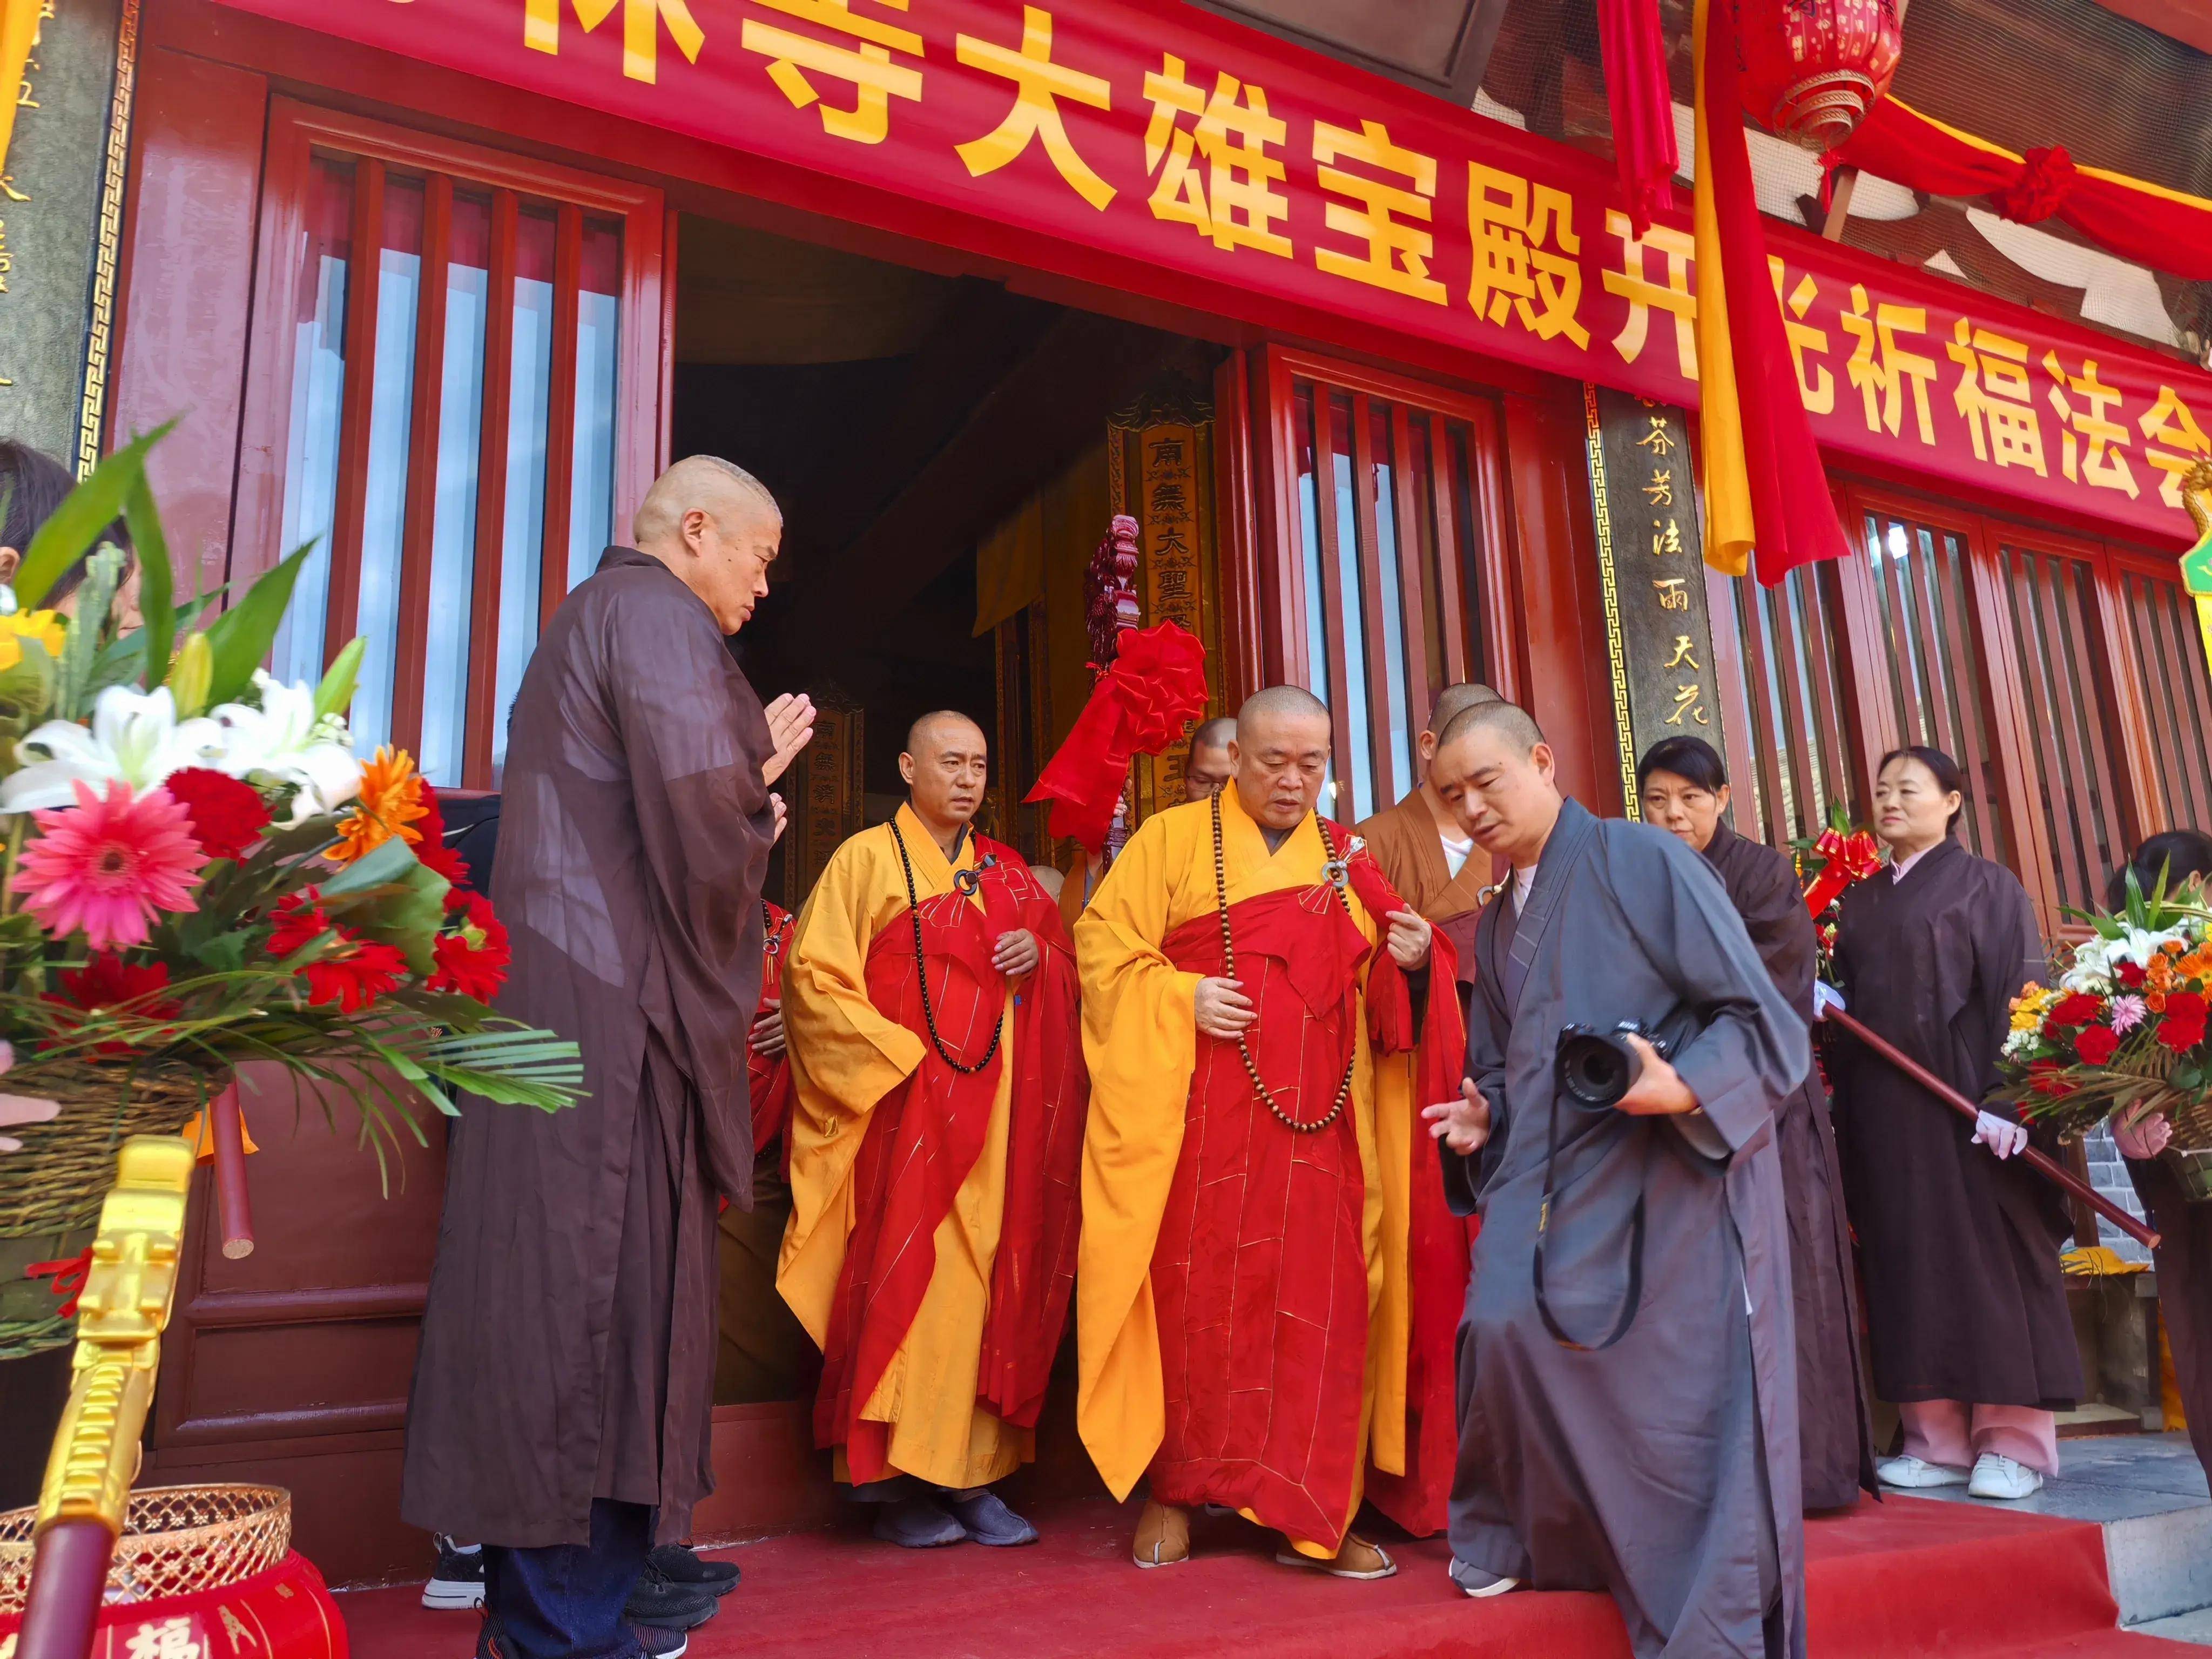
[339,1495,2198,1658]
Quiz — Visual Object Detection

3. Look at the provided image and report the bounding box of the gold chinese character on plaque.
[1142,55,1290,257]
[741,0,924,146]
[1664,681,1710,727]
[1467,163,1587,346]
[1839,284,1937,445]
[1948,318,2047,476]
[2040,350,2138,498]
[2140,385,2212,509]
[1653,577,1690,612]
[1651,518,1684,558]
[955,7,1115,210]
[1663,634,1700,671]
[1643,468,1673,508]
[1312,118,1444,304]
[1769,258,1833,417]
[1602,210,1696,380]
[524,0,704,85]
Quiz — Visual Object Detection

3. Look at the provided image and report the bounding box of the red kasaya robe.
[750,900,796,1163]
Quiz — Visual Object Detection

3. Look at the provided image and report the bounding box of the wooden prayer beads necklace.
[1210,789,1355,1134]
[889,818,1002,1077]
[762,902,788,957]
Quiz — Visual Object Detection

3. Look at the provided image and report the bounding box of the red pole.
[208,1083,254,1260]
[1827,1007,2160,1252]
[15,1522,112,1659]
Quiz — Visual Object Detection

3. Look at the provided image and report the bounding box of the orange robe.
[780,805,1087,1488]
[1075,789,1461,1554]
[1351,790,1487,1535]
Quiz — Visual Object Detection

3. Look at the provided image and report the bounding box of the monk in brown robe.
[1350,680,1498,1535]
[780,712,1088,1548]
[404,456,813,1659]
[1637,735,1877,1511]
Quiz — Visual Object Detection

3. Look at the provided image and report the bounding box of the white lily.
[1,685,226,813]
[212,670,361,826]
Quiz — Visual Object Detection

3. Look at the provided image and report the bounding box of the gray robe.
[1446,800,1810,1659]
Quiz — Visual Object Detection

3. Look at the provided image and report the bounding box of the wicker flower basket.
[0,1485,291,1614]
[0,1058,217,1359]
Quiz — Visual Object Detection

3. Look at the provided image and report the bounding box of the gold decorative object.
[35,1134,191,1544]
[1,1487,291,1614]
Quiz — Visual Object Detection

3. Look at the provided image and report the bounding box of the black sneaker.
[633,1624,689,1658]
[623,1563,720,1631]
[424,1535,486,1610]
[648,1543,740,1597]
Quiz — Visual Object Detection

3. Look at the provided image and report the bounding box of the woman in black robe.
[2106,831,2212,1486]
[1638,736,1877,1510]
[1827,746,2079,1502]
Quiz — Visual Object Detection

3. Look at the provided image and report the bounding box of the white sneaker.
[1877,1454,1971,1488]
[1967,1453,2045,1500]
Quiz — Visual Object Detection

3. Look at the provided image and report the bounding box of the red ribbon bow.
[1992,145,2076,225]
[26,1246,94,1318]
[1024,622,1209,854]
[1803,827,1882,918]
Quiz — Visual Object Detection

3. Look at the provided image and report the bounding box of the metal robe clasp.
[1322,834,1365,892]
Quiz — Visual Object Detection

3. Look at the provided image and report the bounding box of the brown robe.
[403,547,777,1548]
[1828,836,2082,1411]
[1354,789,1493,926]
[2126,1153,2212,1483]
[1702,819,1878,1509]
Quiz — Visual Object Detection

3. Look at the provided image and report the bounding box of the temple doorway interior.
[667,212,1226,1418]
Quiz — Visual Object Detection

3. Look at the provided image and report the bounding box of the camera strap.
[1531,1095,1648,1353]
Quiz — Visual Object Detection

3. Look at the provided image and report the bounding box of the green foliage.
[122,470,176,690]
[11,424,172,608]
[51,547,124,723]
[320,837,451,975]
[201,543,312,707]
[315,637,365,723]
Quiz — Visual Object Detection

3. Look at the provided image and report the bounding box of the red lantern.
[1734,0,1903,152]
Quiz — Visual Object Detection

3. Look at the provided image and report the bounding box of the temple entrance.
[665,213,1227,1433]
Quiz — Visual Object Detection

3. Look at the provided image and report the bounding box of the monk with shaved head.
[1181,716,1238,802]
[1076,685,1464,1580]
[779,710,1088,1549]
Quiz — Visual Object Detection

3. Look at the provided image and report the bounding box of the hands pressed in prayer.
[1194,976,1257,1038]
[1614,1033,1698,1116]
[761,693,818,787]
[993,928,1041,978]
[1971,1110,2029,1161]
[1385,909,1433,970]
[750,1001,787,1058]
[1423,1077,1492,1153]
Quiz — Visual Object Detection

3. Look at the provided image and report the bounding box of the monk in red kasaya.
[779,712,1088,1547]
[1075,686,1464,1577]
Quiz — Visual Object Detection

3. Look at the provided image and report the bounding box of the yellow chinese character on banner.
[1769,258,1832,416]
[1311,118,1443,304]
[1644,468,1673,507]
[1651,518,1684,558]
[955,8,1114,210]
[1839,284,1936,444]
[1653,577,1690,611]
[1602,210,1696,380]
[1142,55,1290,257]
[1948,318,2047,477]
[740,0,923,145]
[2138,385,2211,509]
[1467,163,1587,347]
[1665,681,1710,727]
[524,0,704,85]
[1664,635,1700,670]
[2040,351,2138,498]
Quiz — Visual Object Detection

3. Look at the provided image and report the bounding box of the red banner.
[211,0,2212,553]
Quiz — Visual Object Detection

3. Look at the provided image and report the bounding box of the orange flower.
[328,746,428,867]
[2164,938,2188,956]
[2147,954,2175,992]
[2148,989,2169,1014]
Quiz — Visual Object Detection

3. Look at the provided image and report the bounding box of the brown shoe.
[1132,1500,1191,1568]
[1274,1534,1398,1580]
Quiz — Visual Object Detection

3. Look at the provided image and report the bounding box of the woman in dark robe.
[2105,831,2212,1486]
[1827,745,2079,1502]
[1638,736,1877,1511]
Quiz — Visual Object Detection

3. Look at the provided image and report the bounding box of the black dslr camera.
[1554,1021,1674,1109]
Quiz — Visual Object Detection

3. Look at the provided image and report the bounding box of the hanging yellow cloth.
[1689,0,1757,579]
[0,0,39,186]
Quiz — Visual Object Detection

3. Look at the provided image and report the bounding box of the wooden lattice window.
[2118,558,2212,835]
[235,102,665,788]
[1712,559,1857,847]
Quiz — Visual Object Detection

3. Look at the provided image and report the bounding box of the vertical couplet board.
[1582,385,1724,819]
[1110,379,1223,822]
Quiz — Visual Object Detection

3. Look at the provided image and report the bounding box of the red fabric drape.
[1832,97,2212,283]
[1024,622,1209,854]
[1707,0,1851,584]
[749,901,796,1161]
[976,886,1089,1430]
[1596,0,1680,234]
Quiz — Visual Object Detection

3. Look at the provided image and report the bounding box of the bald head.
[1183,716,1238,802]
[1415,682,1505,794]
[1431,698,1559,868]
[630,455,783,635]
[900,710,989,839]
[1231,685,1332,831]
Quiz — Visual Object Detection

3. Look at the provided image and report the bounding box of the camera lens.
[1557,1030,1639,1108]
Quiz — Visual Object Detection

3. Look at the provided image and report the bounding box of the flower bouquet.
[0,432,582,1359]
[1992,867,2212,1200]
[1792,801,1883,982]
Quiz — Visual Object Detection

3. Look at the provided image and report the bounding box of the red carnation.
[268,888,404,1014]
[414,783,471,889]
[2028,1059,2076,1098]
[45,954,181,1054]
[2045,993,2103,1029]
[162,767,271,861]
[2163,990,2208,1024]
[2072,1025,2120,1066]
[2116,961,2147,990]
[429,891,510,1003]
[2157,1008,2209,1055]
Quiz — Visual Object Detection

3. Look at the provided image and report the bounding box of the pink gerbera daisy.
[12,779,207,952]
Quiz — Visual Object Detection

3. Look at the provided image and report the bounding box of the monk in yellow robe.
[1351,682,1498,1536]
[1075,686,1464,1578]
[780,712,1087,1548]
